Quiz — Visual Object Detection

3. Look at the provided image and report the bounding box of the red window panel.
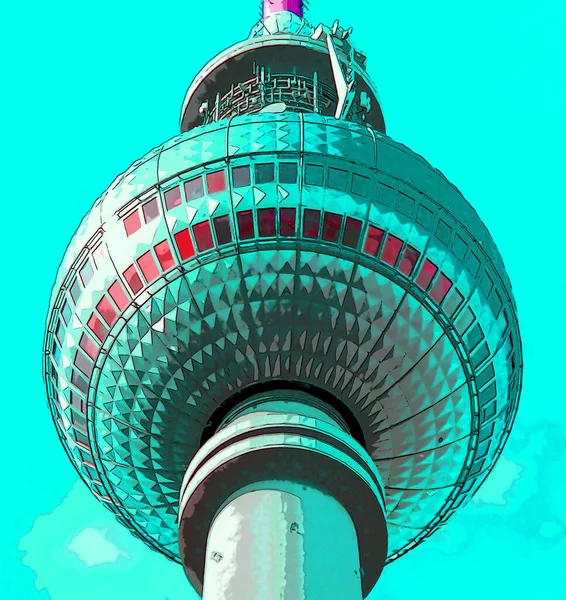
[108,280,130,311]
[213,215,233,245]
[280,207,296,236]
[343,217,362,249]
[206,170,226,194]
[430,273,453,303]
[164,186,182,210]
[123,264,144,294]
[174,229,196,260]
[381,234,403,265]
[363,225,384,256]
[124,211,141,236]
[142,198,160,223]
[192,221,215,251]
[399,245,421,276]
[87,313,108,342]
[303,209,321,238]
[416,259,438,290]
[79,333,99,361]
[154,240,175,270]
[237,211,254,240]
[96,296,118,326]
[74,351,93,378]
[137,250,160,283]
[322,212,343,242]
[258,208,276,237]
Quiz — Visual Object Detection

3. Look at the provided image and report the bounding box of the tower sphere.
[43,5,522,597]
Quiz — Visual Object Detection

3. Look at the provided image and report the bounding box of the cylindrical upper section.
[264,0,304,18]
[202,485,363,600]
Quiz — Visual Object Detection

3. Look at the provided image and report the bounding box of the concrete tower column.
[179,390,388,599]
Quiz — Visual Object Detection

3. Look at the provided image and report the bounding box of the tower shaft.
[202,484,363,599]
[178,389,388,598]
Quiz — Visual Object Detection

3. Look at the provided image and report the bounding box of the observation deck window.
[305,164,324,186]
[206,171,226,194]
[303,209,321,238]
[185,177,205,201]
[363,225,384,256]
[192,221,214,251]
[79,333,99,361]
[327,168,348,192]
[279,163,298,184]
[165,186,182,210]
[79,259,94,287]
[154,240,175,270]
[124,211,141,236]
[108,280,129,311]
[416,259,438,290]
[322,212,342,242]
[137,250,160,283]
[352,174,370,197]
[87,313,108,342]
[96,296,118,327]
[237,211,255,240]
[143,198,160,223]
[255,163,275,185]
[280,208,296,236]
[381,234,403,266]
[174,229,196,260]
[123,264,143,295]
[258,208,276,237]
[343,217,362,249]
[233,165,251,188]
[213,215,233,245]
[430,273,453,304]
[399,246,420,276]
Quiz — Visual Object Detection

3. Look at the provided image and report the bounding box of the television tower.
[43,1,522,598]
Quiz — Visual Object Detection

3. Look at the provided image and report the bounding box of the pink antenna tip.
[263,0,304,19]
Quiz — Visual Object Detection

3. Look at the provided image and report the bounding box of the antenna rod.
[263,0,304,19]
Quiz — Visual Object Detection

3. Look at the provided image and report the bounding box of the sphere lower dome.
[43,112,522,566]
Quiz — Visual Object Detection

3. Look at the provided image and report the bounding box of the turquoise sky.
[1,0,564,598]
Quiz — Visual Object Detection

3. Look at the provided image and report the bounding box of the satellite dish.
[259,102,287,113]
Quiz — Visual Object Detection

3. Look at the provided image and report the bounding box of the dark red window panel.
[363,225,384,256]
[322,212,343,242]
[213,215,233,245]
[123,264,143,294]
[154,240,175,271]
[164,186,182,209]
[258,208,276,237]
[381,234,403,266]
[303,209,321,238]
[87,313,108,342]
[74,350,93,378]
[124,211,141,236]
[174,228,196,260]
[96,296,118,327]
[142,198,160,223]
[79,333,99,361]
[280,208,296,236]
[399,245,421,276]
[108,280,129,311]
[416,259,438,290]
[343,217,362,249]
[192,221,215,251]
[206,170,226,194]
[137,250,160,283]
[430,273,453,303]
[237,211,254,240]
